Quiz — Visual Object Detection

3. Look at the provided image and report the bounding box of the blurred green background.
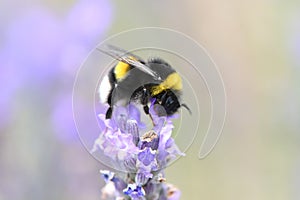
[1,0,300,200]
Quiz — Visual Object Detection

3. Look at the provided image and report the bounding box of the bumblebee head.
[151,89,179,116]
[150,89,191,117]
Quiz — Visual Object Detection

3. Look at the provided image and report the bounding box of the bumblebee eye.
[165,96,174,105]
[156,92,180,115]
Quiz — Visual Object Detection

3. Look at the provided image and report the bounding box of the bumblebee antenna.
[96,45,160,79]
[181,103,192,115]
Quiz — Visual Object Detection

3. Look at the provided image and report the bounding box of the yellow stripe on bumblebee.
[114,61,130,80]
[151,72,182,95]
[114,56,138,80]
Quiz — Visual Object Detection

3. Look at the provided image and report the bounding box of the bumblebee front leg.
[143,105,149,115]
[141,86,150,115]
[105,88,114,119]
[105,107,113,119]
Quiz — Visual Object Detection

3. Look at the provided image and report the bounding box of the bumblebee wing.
[100,44,145,62]
[97,44,160,79]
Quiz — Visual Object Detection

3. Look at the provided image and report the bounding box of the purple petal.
[98,114,116,131]
[92,127,139,161]
[128,103,146,129]
[126,119,140,145]
[135,170,153,186]
[139,130,159,150]
[111,177,127,192]
[124,157,137,171]
[156,121,184,167]
[112,106,129,132]
[100,170,115,183]
[138,147,156,167]
[123,184,145,199]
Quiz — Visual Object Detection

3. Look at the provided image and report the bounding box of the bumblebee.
[98,45,190,119]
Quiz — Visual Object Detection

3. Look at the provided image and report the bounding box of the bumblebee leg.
[106,107,113,119]
[143,105,149,115]
[105,86,114,119]
[141,86,150,115]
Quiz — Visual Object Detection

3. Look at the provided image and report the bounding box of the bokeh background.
[1,0,300,200]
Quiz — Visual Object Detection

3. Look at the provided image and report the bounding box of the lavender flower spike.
[93,103,183,200]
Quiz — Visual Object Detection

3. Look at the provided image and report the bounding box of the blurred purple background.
[1,0,300,200]
[0,1,112,199]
